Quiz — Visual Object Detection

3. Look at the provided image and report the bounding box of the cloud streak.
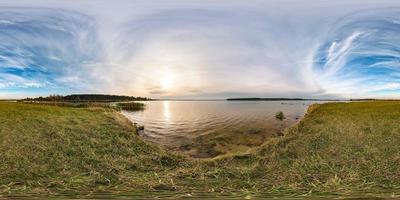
[313,8,400,98]
[0,7,103,97]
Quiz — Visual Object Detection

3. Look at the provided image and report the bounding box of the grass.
[0,101,399,198]
[116,102,145,111]
[20,101,146,111]
[21,101,113,108]
[0,102,184,195]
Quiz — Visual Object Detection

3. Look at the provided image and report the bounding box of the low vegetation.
[116,102,146,111]
[21,101,113,108]
[20,101,146,112]
[21,94,151,102]
[275,111,285,120]
[0,101,399,198]
[0,102,183,196]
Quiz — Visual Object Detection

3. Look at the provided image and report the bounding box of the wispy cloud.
[313,8,400,98]
[0,7,103,95]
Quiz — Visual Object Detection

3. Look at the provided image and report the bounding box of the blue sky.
[0,0,399,99]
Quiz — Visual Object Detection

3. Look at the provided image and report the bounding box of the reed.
[116,102,145,111]
[275,111,285,120]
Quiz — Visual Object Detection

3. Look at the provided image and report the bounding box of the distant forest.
[227,98,305,101]
[22,94,151,102]
[226,98,345,101]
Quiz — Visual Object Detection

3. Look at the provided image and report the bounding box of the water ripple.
[122,101,313,149]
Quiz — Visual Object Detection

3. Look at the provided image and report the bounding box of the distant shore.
[2,93,399,102]
[226,97,345,101]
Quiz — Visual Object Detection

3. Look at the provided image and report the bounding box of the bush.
[116,102,145,111]
[275,111,285,120]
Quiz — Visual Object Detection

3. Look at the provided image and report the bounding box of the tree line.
[22,94,151,102]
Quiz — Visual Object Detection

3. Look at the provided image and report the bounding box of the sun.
[162,76,173,90]
[161,68,175,90]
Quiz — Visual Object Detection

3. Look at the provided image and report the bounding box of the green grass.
[20,101,146,111]
[116,102,145,111]
[0,101,399,198]
[0,102,184,195]
[20,101,114,108]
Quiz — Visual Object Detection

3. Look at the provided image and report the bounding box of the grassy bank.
[0,101,399,198]
[0,102,184,195]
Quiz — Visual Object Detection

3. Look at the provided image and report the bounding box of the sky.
[0,0,400,99]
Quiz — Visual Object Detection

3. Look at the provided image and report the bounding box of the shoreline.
[120,101,311,158]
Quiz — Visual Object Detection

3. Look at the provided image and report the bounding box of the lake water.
[122,100,317,157]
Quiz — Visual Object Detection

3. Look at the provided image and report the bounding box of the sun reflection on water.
[163,101,171,122]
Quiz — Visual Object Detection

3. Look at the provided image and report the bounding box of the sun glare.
[161,68,175,90]
[162,76,173,90]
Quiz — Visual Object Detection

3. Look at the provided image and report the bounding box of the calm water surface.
[122,100,317,155]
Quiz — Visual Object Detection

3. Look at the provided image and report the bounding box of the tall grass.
[0,102,182,196]
[20,101,146,111]
[116,102,145,111]
[20,101,113,108]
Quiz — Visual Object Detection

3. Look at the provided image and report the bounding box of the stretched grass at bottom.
[0,101,399,198]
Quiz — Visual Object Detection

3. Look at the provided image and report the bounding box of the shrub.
[275,111,285,120]
[116,102,145,111]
